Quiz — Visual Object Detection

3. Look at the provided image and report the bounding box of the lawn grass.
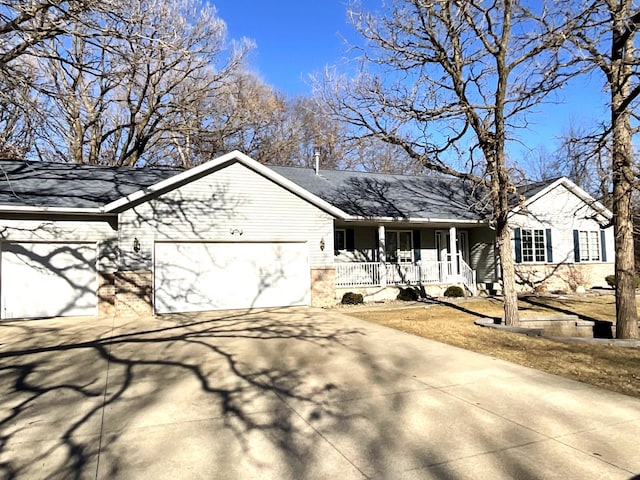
[346,295,640,399]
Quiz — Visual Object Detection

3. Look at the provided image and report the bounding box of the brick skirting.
[310,267,336,307]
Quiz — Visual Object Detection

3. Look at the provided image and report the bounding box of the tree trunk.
[611,1,639,339]
[612,121,639,338]
[497,218,519,326]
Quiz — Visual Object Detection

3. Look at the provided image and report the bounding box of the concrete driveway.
[1,307,639,480]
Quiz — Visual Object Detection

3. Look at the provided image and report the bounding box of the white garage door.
[1,242,98,319]
[154,242,310,314]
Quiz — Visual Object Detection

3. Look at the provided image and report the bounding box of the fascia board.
[0,205,103,214]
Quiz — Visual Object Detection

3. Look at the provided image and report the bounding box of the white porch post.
[449,226,458,278]
[378,225,387,287]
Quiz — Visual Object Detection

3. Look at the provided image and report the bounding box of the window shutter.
[600,229,607,262]
[514,228,522,264]
[346,229,355,252]
[413,230,421,261]
[573,230,580,262]
[545,229,553,263]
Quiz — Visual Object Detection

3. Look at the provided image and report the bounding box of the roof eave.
[342,216,488,224]
[0,205,105,215]
[509,177,613,222]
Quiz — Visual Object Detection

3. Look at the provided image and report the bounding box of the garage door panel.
[154,242,310,314]
[1,242,98,319]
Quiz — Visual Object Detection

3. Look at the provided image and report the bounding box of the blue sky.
[211,1,609,162]
[213,1,355,95]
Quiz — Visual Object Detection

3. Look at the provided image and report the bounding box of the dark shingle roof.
[516,177,561,201]
[270,166,490,221]
[0,160,180,208]
[0,158,560,218]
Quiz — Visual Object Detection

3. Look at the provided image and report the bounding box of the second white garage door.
[154,242,310,314]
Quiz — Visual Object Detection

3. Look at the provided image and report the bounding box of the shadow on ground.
[0,307,637,479]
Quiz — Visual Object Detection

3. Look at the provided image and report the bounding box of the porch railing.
[335,254,477,295]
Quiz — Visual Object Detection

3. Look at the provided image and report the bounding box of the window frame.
[385,230,414,263]
[578,230,601,262]
[519,228,547,263]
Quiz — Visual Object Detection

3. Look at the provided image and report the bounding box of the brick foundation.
[310,267,336,307]
[114,270,153,316]
[98,273,116,316]
[514,263,614,293]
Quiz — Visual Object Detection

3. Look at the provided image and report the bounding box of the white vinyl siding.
[119,162,334,271]
[511,183,613,265]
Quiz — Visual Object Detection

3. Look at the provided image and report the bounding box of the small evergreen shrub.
[341,292,364,305]
[443,285,465,298]
[397,287,419,301]
[604,274,640,289]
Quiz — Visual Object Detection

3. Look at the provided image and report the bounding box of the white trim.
[0,205,103,214]
[103,150,348,218]
[343,217,487,224]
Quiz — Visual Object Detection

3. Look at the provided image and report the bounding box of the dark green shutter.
[514,228,522,264]
[346,229,355,252]
[545,229,553,263]
[573,230,580,262]
[600,230,607,262]
[413,230,421,261]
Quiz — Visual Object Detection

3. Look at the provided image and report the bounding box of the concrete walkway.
[1,307,639,479]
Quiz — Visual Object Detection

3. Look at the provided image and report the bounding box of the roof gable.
[511,177,612,224]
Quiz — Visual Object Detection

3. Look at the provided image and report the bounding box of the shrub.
[604,274,640,289]
[341,292,364,305]
[443,285,465,298]
[397,287,419,301]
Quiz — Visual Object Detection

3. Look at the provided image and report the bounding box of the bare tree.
[31,0,253,166]
[319,0,574,326]
[566,0,640,339]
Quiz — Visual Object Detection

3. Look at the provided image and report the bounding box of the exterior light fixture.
[133,237,141,253]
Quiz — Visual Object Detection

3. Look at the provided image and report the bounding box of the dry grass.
[346,296,640,399]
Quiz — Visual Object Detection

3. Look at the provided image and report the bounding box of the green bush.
[604,274,640,289]
[397,287,419,301]
[443,285,465,298]
[341,292,364,305]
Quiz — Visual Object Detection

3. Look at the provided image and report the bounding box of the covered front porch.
[333,223,497,297]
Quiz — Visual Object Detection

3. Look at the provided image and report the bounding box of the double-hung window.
[385,230,413,263]
[514,227,552,263]
[577,230,601,262]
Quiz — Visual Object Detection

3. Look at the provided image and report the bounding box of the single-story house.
[0,151,614,319]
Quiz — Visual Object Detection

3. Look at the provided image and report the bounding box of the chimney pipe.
[313,148,320,175]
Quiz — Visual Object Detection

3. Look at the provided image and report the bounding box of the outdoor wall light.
[133,237,141,253]
[320,238,325,251]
